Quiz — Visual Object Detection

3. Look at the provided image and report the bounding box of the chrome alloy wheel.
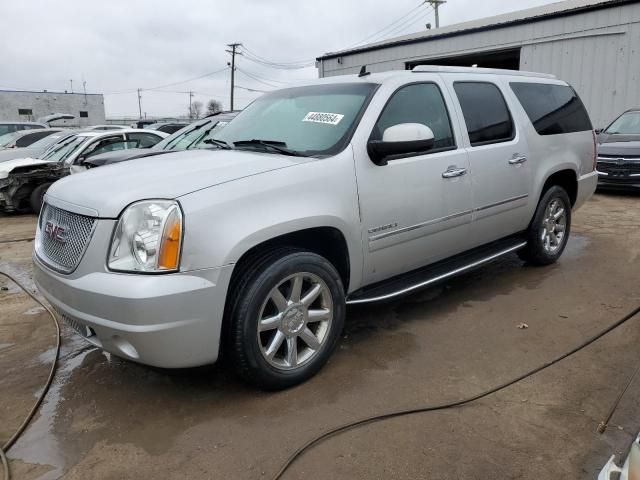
[257,272,333,370]
[541,198,567,254]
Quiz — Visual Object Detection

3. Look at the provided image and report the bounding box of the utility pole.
[226,43,241,111]
[189,91,194,118]
[137,88,142,119]
[69,79,73,93]
[428,0,446,28]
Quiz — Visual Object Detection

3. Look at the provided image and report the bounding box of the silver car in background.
[34,66,597,389]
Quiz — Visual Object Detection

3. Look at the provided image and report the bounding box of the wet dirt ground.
[1,192,640,480]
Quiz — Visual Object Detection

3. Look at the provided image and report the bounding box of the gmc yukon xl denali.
[33,66,597,389]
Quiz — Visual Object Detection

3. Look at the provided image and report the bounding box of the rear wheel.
[519,185,571,265]
[29,183,52,214]
[228,249,345,390]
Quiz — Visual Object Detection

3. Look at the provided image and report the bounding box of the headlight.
[108,200,183,273]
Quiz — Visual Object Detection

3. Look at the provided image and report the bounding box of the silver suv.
[33,66,597,389]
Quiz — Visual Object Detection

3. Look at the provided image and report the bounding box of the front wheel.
[519,185,571,265]
[228,249,345,390]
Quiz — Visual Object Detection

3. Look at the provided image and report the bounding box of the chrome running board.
[346,238,527,305]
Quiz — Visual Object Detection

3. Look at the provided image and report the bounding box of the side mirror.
[367,123,435,166]
[594,128,603,134]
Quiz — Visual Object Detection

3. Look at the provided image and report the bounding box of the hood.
[0,157,55,179]
[37,113,75,125]
[84,148,163,167]
[598,138,640,157]
[46,149,308,218]
[0,147,41,164]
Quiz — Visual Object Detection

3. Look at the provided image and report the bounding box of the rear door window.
[510,82,592,135]
[453,82,514,146]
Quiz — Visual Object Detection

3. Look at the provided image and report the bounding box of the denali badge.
[44,221,68,244]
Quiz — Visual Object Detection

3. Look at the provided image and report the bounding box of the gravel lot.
[1,192,639,479]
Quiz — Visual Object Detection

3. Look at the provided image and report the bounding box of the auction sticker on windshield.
[302,112,344,125]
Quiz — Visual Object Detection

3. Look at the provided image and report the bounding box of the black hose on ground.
[0,270,61,480]
[271,304,640,480]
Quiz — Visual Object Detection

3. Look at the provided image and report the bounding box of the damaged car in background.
[0,129,167,213]
[85,110,239,167]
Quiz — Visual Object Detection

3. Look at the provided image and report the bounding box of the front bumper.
[597,173,640,190]
[34,254,233,368]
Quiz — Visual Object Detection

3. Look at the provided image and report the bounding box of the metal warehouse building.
[316,0,640,127]
[0,90,105,127]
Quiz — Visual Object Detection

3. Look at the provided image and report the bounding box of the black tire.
[227,248,345,390]
[518,185,572,265]
[29,183,52,214]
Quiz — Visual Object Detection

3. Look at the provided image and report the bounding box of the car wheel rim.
[541,198,567,254]
[257,272,333,371]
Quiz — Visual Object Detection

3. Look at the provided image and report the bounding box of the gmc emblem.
[44,221,67,244]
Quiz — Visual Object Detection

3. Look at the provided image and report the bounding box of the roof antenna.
[358,65,370,77]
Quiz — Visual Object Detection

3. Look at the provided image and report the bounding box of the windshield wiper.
[233,139,304,157]
[202,138,232,149]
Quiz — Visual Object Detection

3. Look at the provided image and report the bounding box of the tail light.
[592,130,598,172]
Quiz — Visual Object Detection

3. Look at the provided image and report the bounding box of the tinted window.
[372,83,455,150]
[454,82,514,146]
[127,132,163,148]
[510,83,592,135]
[15,131,52,148]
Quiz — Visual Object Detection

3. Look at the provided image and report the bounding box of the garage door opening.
[406,47,521,70]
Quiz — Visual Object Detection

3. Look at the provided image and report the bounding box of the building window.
[18,108,33,116]
[79,111,89,118]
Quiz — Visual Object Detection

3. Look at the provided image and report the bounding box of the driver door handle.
[442,166,467,178]
[509,154,527,165]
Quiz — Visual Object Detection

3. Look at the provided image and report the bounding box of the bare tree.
[206,99,223,115]
[189,100,203,119]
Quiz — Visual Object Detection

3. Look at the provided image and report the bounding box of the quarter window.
[510,83,592,135]
[453,82,514,146]
[372,83,455,151]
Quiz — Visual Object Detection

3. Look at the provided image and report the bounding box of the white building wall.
[318,1,640,126]
[0,91,106,127]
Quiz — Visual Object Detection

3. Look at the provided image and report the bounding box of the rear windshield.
[510,83,592,135]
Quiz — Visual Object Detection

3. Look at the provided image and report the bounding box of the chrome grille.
[36,203,96,274]
[597,158,640,176]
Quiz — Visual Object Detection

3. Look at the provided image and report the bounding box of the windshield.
[605,111,640,135]
[0,132,21,147]
[154,118,231,151]
[41,135,86,162]
[29,133,72,151]
[213,83,376,156]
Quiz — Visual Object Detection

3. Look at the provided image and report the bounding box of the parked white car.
[34,66,597,389]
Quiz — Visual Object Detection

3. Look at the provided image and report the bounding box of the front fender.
[178,149,364,291]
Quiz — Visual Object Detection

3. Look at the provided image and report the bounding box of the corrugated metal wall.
[319,2,640,126]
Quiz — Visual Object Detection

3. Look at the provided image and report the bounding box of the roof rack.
[411,65,556,79]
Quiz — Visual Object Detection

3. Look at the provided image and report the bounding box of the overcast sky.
[1,0,559,119]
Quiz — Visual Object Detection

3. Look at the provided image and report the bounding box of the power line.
[236,68,282,88]
[375,4,434,41]
[240,45,315,70]
[103,67,229,95]
[344,1,427,49]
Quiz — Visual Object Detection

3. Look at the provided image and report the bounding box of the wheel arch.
[539,167,578,207]
[226,223,355,295]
